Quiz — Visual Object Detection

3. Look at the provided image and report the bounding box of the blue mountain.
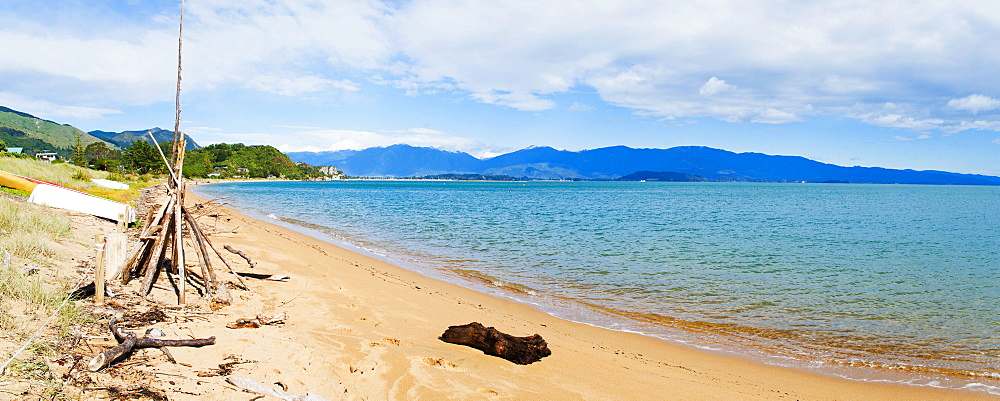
[89,127,200,150]
[286,144,1000,185]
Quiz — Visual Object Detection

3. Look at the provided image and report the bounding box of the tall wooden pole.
[172,0,185,163]
[173,0,186,304]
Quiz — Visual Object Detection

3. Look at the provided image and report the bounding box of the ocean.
[193,180,1000,393]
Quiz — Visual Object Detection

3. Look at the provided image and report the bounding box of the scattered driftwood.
[439,322,551,365]
[87,318,215,372]
[226,376,328,401]
[224,245,257,268]
[144,328,176,364]
[237,272,290,281]
[227,312,287,329]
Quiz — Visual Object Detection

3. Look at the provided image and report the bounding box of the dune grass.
[0,211,85,386]
[0,258,91,392]
[0,198,92,392]
[0,155,158,203]
[0,197,71,259]
[0,156,112,395]
[0,157,105,189]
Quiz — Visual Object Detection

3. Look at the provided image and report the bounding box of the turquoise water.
[194,181,1000,391]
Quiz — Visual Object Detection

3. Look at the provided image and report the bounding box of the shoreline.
[179,186,997,400]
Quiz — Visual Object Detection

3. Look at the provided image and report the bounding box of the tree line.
[2,137,323,180]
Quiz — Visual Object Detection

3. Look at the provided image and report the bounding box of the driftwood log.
[224,245,257,268]
[87,318,215,372]
[439,322,551,365]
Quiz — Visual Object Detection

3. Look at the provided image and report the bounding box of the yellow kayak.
[0,170,38,192]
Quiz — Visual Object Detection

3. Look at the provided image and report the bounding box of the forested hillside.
[183,143,322,179]
[0,106,110,157]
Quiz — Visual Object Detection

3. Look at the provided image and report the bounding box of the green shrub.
[70,170,90,181]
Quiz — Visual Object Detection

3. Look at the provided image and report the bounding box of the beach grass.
[0,156,103,189]
[0,247,86,382]
[0,157,115,395]
[0,154,159,203]
[0,197,71,259]
[0,203,89,392]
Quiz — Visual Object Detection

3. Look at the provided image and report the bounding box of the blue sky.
[2,1,999,175]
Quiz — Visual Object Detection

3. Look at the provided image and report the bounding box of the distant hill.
[0,106,111,156]
[287,144,1000,185]
[183,143,321,179]
[289,145,480,177]
[617,171,708,182]
[89,128,200,150]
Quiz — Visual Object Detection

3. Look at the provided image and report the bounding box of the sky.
[2,1,999,175]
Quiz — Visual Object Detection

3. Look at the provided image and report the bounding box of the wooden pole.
[116,202,169,283]
[183,208,220,287]
[175,198,185,304]
[141,201,174,295]
[173,0,185,152]
[94,235,105,305]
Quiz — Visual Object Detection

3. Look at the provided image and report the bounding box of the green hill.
[0,106,111,156]
[183,143,323,179]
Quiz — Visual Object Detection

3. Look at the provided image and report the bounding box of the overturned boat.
[0,170,135,223]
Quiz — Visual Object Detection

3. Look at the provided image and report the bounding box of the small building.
[235,167,250,173]
[35,152,58,162]
[5,147,23,154]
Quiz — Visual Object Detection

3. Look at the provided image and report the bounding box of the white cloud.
[895,133,933,141]
[0,92,122,119]
[752,108,803,124]
[245,75,359,96]
[993,138,1000,145]
[0,30,176,84]
[383,128,448,136]
[942,120,1000,134]
[569,102,594,112]
[699,77,735,96]
[384,0,1000,127]
[0,0,391,109]
[4,0,1000,135]
[204,126,501,157]
[862,113,944,130]
[470,91,555,111]
[947,94,1000,114]
[821,76,883,94]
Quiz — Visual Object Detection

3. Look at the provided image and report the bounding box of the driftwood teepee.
[114,0,247,304]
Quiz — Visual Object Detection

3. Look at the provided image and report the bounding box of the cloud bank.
[2,0,999,137]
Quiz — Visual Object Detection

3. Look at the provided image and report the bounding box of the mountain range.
[0,106,199,157]
[88,128,200,150]
[287,144,1000,185]
[0,106,107,154]
[4,104,998,185]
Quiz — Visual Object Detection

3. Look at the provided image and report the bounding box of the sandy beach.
[56,187,992,400]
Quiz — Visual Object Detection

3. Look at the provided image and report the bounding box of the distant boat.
[0,170,135,223]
